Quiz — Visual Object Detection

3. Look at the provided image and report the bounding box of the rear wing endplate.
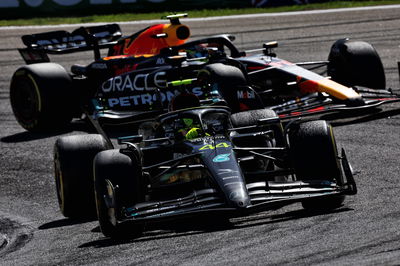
[19,23,122,64]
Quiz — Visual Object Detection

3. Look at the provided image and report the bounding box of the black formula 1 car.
[53,106,356,238]
[10,14,400,132]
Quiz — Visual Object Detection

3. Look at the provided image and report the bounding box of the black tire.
[328,39,386,90]
[94,149,144,239]
[231,108,283,146]
[231,109,282,171]
[289,120,345,210]
[197,63,247,112]
[10,63,76,132]
[231,109,284,143]
[54,134,108,219]
[230,109,278,128]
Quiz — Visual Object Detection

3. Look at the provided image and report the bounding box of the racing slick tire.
[10,63,76,132]
[231,109,283,170]
[289,120,345,210]
[230,108,284,146]
[94,149,145,239]
[54,134,108,219]
[328,39,386,90]
[230,108,278,128]
[197,63,247,112]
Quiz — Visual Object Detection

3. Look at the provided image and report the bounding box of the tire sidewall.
[10,63,75,131]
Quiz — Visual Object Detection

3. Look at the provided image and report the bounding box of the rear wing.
[19,24,122,64]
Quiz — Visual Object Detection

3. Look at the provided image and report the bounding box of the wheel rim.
[10,76,40,125]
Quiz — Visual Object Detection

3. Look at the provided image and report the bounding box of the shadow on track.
[1,120,142,143]
[233,207,353,229]
[296,106,400,127]
[79,217,235,248]
[327,108,400,127]
[78,207,353,249]
[38,217,96,230]
[0,121,92,143]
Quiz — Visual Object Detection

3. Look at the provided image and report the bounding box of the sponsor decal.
[268,59,294,68]
[217,169,239,176]
[35,34,85,48]
[188,135,225,142]
[101,71,167,93]
[212,153,231,163]
[106,87,203,107]
[237,89,255,99]
[225,182,241,187]
[222,175,239,180]
[114,64,138,76]
[156,58,166,65]
[91,63,107,69]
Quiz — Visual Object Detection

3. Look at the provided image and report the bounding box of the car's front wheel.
[94,149,144,239]
[328,39,386,90]
[289,120,345,210]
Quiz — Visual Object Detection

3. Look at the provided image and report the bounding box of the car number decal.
[199,142,230,150]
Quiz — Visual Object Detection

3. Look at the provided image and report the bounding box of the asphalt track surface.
[1,6,400,265]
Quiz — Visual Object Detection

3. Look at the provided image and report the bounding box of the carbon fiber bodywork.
[100,107,356,228]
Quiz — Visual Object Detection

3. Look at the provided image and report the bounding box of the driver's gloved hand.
[185,127,201,139]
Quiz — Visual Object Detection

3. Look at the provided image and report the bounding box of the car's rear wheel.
[94,149,144,239]
[328,39,386,90]
[289,120,345,210]
[10,63,78,132]
[197,63,248,111]
[54,134,108,219]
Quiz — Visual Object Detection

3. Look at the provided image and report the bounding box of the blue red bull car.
[10,14,400,132]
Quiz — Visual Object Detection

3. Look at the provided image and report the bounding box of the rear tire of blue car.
[10,63,77,132]
[54,134,108,219]
[289,120,345,211]
[94,149,145,239]
[328,39,386,90]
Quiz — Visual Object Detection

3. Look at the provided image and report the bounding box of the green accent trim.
[169,79,194,87]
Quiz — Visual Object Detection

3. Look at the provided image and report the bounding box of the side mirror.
[263,41,278,57]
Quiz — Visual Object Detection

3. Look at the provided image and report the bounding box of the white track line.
[1,4,400,30]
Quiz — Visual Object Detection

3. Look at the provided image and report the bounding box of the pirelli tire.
[94,149,145,239]
[10,63,76,132]
[230,109,284,146]
[54,134,108,219]
[197,63,247,111]
[230,109,277,128]
[328,39,386,90]
[231,109,283,171]
[289,120,345,210]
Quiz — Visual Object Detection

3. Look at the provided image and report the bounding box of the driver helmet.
[170,93,200,111]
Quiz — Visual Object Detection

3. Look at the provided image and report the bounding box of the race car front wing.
[108,149,356,224]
